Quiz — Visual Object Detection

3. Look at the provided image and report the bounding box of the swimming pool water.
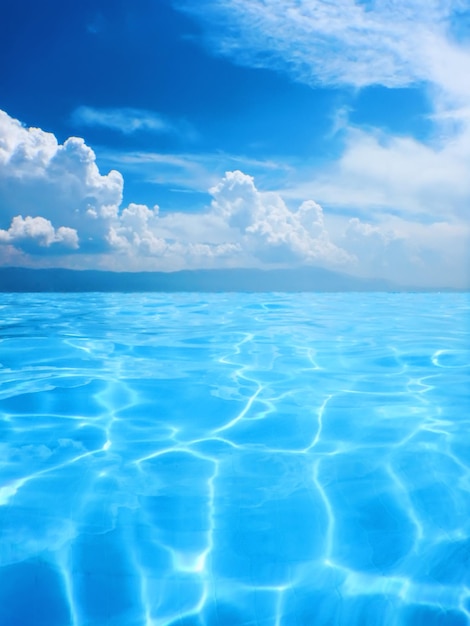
[0,292,469,626]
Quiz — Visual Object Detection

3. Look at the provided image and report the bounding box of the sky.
[1,0,469,288]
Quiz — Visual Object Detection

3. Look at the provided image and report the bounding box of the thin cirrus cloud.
[101,148,293,196]
[178,0,469,99]
[71,106,175,135]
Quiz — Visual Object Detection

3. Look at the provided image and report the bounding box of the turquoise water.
[1,292,469,626]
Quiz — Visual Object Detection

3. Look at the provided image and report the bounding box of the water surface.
[1,293,469,625]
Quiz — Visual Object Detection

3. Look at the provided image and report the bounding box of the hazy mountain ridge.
[0,266,455,292]
[0,267,465,293]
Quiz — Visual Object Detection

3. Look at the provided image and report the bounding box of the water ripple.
[0,292,469,625]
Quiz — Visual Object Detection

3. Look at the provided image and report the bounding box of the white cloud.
[0,109,353,269]
[0,109,468,286]
[178,0,470,206]
[102,172,352,270]
[0,216,78,249]
[179,0,470,98]
[343,217,410,274]
[0,110,349,269]
[0,109,123,252]
[174,0,470,286]
[340,216,470,287]
[285,124,470,220]
[100,148,292,195]
[71,106,174,135]
[106,202,243,269]
[209,170,350,265]
[106,203,166,255]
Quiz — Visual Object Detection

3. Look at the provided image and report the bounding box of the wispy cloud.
[178,0,470,103]
[101,148,293,193]
[283,124,470,220]
[71,106,175,135]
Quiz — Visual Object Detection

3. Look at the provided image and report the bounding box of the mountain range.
[0,266,451,292]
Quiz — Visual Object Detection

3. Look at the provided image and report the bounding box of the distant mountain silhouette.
[0,266,408,292]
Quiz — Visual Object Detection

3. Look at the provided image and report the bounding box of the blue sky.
[0,0,469,287]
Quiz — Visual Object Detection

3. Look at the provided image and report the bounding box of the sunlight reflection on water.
[0,292,469,625]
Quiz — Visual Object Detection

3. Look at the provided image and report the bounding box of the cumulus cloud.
[0,216,78,250]
[0,109,123,254]
[0,109,468,286]
[103,173,351,269]
[209,170,350,265]
[106,203,184,259]
[71,106,173,135]
[106,203,243,270]
[0,110,349,270]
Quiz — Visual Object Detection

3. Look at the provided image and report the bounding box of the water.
[0,292,469,626]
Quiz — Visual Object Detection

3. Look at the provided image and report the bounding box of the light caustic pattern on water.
[0,293,469,626]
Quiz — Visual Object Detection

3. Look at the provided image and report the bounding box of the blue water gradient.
[1,293,469,626]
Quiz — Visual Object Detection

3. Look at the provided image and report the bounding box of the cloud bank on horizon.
[0,0,469,287]
[0,110,350,269]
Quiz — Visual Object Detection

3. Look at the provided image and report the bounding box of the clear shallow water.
[0,292,469,626]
